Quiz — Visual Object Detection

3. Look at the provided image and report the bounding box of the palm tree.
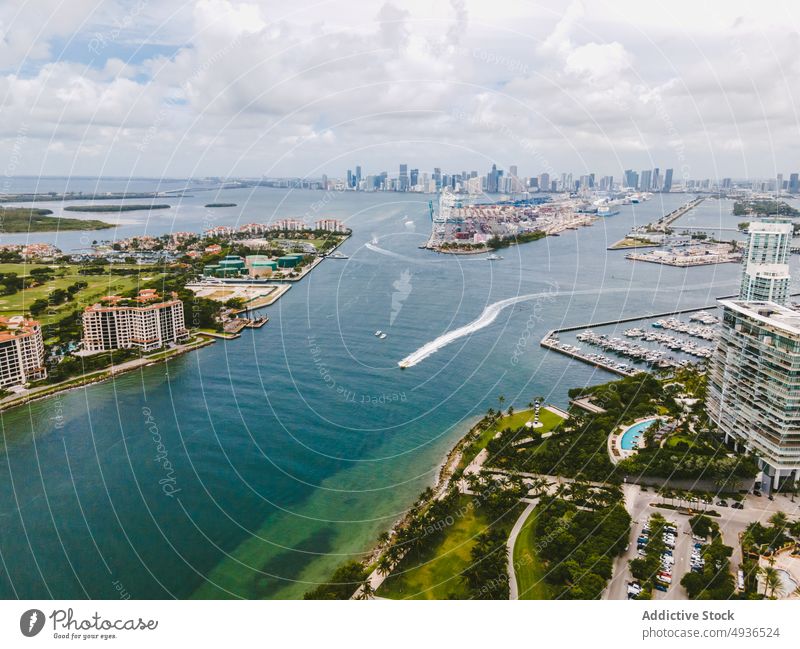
[762,566,784,598]
[554,482,569,500]
[377,554,393,577]
[769,511,789,531]
[788,520,800,544]
[359,579,375,599]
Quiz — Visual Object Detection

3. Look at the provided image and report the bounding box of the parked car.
[732,502,744,509]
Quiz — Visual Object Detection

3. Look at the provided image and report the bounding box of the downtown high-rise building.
[663,168,673,192]
[538,173,550,193]
[739,221,792,305]
[639,169,652,191]
[623,169,638,189]
[399,164,409,191]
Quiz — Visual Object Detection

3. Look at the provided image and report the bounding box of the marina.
[540,304,726,376]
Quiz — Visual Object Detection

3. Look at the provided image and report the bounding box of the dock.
[245,316,269,328]
[540,334,640,377]
[539,300,728,377]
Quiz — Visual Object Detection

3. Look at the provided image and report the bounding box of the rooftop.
[0,315,41,342]
[721,299,800,336]
[748,221,793,234]
[89,289,179,310]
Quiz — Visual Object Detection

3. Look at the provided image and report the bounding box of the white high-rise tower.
[739,221,792,305]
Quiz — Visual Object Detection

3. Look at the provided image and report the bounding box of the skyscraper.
[410,168,418,187]
[639,169,652,191]
[487,164,499,193]
[663,168,673,192]
[355,165,362,187]
[623,169,638,189]
[399,164,409,191]
[739,221,792,304]
[652,168,661,190]
[707,300,800,490]
[538,173,550,193]
[790,173,799,193]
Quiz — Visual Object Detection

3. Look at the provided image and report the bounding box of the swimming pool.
[619,418,658,451]
[777,569,798,596]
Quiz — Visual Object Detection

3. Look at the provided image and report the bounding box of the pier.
[539,301,728,377]
[651,196,705,232]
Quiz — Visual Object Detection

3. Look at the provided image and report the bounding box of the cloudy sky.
[1,0,799,180]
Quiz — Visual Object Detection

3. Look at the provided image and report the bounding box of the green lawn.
[378,495,490,600]
[458,407,565,472]
[664,433,697,449]
[512,506,553,600]
[0,264,166,325]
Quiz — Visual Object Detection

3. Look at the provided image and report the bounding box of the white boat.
[329,251,348,259]
[379,333,387,339]
[374,330,382,336]
[486,253,503,260]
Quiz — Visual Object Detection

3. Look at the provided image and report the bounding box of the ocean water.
[0,182,772,598]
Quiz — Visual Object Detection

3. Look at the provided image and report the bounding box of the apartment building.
[82,290,188,353]
[0,315,46,387]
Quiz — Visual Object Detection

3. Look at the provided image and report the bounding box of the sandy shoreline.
[356,413,484,574]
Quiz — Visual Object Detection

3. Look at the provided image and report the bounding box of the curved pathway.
[507,500,538,599]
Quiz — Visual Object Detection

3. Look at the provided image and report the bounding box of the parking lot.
[605,484,800,600]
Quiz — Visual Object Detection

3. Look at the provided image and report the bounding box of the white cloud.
[0,0,798,178]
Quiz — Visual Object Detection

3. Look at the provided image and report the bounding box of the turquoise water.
[0,182,778,599]
[619,418,658,450]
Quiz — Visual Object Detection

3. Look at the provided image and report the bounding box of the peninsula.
[0,207,113,232]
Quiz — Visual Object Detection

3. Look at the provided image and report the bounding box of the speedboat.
[486,253,503,260]
[375,330,382,337]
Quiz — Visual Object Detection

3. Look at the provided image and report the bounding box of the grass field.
[512,506,553,600]
[458,407,565,472]
[378,495,490,600]
[0,263,166,325]
[608,237,658,249]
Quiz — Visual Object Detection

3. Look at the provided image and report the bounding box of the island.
[64,204,171,213]
[0,207,113,232]
[204,203,237,208]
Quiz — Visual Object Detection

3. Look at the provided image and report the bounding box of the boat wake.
[397,281,737,368]
[398,292,554,368]
[365,242,439,264]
